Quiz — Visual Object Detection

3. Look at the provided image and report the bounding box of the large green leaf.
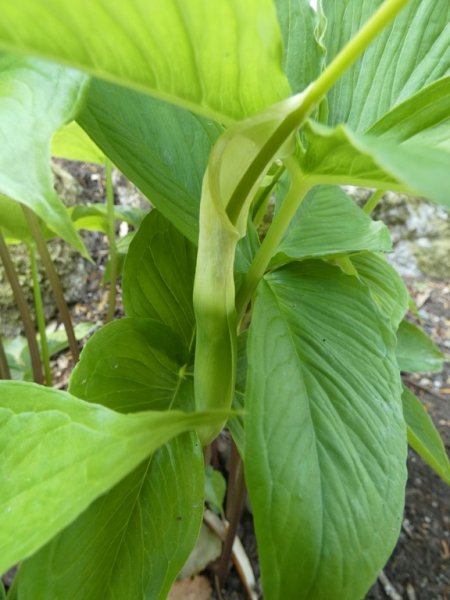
[20,316,204,600]
[0,0,290,123]
[274,0,325,94]
[396,320,445,373]
[351,252,408,330]
[78,80,222,243]
[0,380,224,574]
[18,435,204,600]
[323,0,450,131]
[69,318,190,412]
[402,385,450,485]
[271,185,391,266]
[122,212,197,348]
[245,261,407,599]
[299,122,450,208]
[0,55,88,255]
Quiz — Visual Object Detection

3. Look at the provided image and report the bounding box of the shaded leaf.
[245,261,406,599]
[275,0,325,94]
[122,211,197,348]
[69,318,191,412]
[79,81,222,243]
[396,320,445,373]
[402,385,450,485]
[272,185,391,266]
[323,0,450,131]
[205,466,226,514]
[351,252,408,330]
[0,0,290,122]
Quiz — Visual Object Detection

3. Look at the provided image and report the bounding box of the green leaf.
[0,55,88,255]
[274,0,325,94]
[204,466,227,514]
[52,120,105,164]
[122,212,197,348]
[351,252,408,330]
[300,122,450,208]
[367,78,450,143]
[396,320,445,373]
[48,316,204,600]
[0,0,290,122]
[78,80,222,243]
[402,385,450,485]
[245,261,407,599]
[69,318,191,412]
[271,185,391,266]
[18,435,204,600]
[0,580,5,600]
[0,195,32,243]
[323,0,450,132]
[70,203,146,233]
[0,380,225,574]
[5,322,97,382]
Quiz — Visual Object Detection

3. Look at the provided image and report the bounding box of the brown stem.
[0,230,43,383]
[218,443,246,585]
[0,331,11,379]
[22,208,79,361]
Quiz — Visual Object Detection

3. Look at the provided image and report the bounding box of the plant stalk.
[105,159,118,323]
[226,0,410,224]
[236,162,311,317]
[363,189,385,214]
[22,207,79,362]
[0,331,11,380]
[217,444,246,586]
[0,230,43,384]
[29,244,52,386]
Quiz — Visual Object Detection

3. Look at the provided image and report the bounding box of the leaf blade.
[245,261,407,599]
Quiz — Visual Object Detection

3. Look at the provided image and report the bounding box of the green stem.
[22,207,79,362]
[29,244,52,386]
[226,0,410,223]
[363,189,385,214]
[236,162,311,317]
[105,159,118,323]
[0,331,11,380]
[0,230,43,384]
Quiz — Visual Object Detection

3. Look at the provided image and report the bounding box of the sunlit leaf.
[0,55,88,255]
[0,0,290,122]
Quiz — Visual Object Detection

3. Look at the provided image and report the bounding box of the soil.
[1,161,448,599]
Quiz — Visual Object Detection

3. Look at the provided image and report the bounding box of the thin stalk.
[0,230,43,384]
[218,443,246,586]
[0,331,11,379]
[22,207,79,362]
[226,0,410,223]
[29,244,52,386]
[363,189,385,214]
[105,159,118,323]
[236,162,311,317]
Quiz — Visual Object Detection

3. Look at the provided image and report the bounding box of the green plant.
[0,0,449,598]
